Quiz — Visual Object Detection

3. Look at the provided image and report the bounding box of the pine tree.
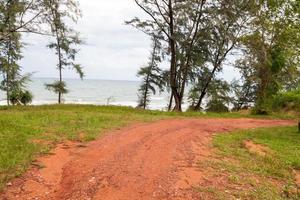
[0,0,32,106]
[137,36,164,109]
[44,0,83,104]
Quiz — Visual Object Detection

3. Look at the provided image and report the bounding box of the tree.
[0,0,47,42]
[190,0,252,111]
[128,0,206,111]
[239,0,300,114]
[230,58,258,111]
[0,0,32,106]
[205,78,231,113]
[189,69,231,112]
[43,0,83,104]
[137,36,164,109]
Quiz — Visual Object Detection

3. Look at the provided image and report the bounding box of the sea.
[0,78,190,111]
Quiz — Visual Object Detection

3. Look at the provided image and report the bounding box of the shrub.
[252,98,273,115]
[20,90,33,105]
[272,88,300,112]
[8,90,33,106]
[9,90,21,105]
[206,99,229,113]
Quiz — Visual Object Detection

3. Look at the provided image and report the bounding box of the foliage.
[20,90,33,105]
[45,81,68,95]
[130,0,300,114]
[0,0,33,106]
[44,0,83,104]
[128,0,208,111]
[189,0,252,111]
[8,89,33,106]
[272,88,300,112]
[189,69,231,112]
[137,36,164,109]
[205,98,229,113]
[231,58,258,111]
[237,0,300,114]
[0,0,44,42]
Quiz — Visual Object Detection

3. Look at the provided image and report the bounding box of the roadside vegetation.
[199,126,300,199]
[273,89,300,113]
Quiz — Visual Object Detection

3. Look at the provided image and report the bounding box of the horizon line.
[32,76,140,82]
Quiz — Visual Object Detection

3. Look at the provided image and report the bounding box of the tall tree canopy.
[237,0,300,113]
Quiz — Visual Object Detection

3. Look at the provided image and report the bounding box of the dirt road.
[1,118,294,200]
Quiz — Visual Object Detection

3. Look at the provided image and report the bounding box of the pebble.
[6,182,12,186]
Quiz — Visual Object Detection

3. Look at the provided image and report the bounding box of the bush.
[9,90,33,106]
[9,90,21,105]
[206,99,229,113]
[252,98,273,115]
[272,88,300,112]
[20,91,33,105]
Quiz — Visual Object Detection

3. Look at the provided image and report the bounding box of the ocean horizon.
[0,77,191,110]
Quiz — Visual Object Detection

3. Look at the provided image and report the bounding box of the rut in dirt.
[1,118,294,200]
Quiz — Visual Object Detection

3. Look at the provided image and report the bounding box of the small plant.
[8,90,33,106]
[45,81,68,103]
[8,90,21,105]
[20,90,33,105]
[106,96,115,105]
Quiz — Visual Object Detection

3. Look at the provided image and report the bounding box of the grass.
[0,104,296,191]
[0,104,169,190]
[202,126,300,199]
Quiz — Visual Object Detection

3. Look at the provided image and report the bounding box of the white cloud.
[21,0,151,81]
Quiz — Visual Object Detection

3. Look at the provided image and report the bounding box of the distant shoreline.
[30,77,141,83]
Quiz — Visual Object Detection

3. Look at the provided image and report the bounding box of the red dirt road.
[1,118,295,200]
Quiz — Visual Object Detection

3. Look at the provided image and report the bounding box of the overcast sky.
[21,0,239,81]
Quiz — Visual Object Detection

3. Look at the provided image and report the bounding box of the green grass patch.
[210,126,300,199]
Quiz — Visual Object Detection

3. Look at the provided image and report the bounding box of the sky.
[20,0,239,81]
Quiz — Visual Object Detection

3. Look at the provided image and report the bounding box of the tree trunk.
[6,72,9,106]
[256,66,271,108]
[194,64,219,111]
[58,55,62,104]
[143,80,149,110]
[194,91,206,111]
[168,92,173,111]
[168,0,182,112]
[173,95,182,112]
[52,1,63,104]
[56,31,63,104]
